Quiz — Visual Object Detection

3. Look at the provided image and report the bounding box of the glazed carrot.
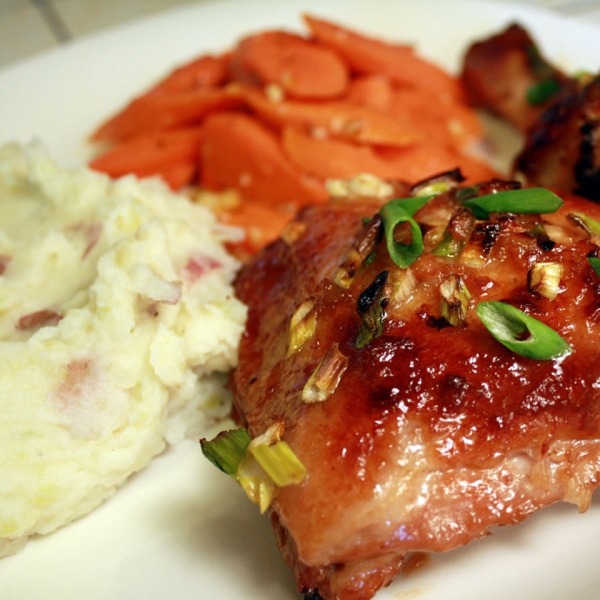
[387,87,484,150]
[91,87,243,142]
[218,200,296,257]
[229,30,349,99]
[200,111,329,205]
[378,142,498,184]
[283,124,496,184]
[346,76,484,150]
[150,53,230,94]
[345,75,394,112]
[237,84,421,147]
[154,162,198,190]
[89,127,203,188]
[303,14,463,100]
[282,125,399,180]
[86,13,495,252]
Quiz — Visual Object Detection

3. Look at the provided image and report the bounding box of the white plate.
[1,1,600,599]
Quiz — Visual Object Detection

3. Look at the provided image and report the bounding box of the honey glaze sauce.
[232,184,600,582]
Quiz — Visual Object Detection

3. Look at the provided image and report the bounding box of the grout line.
[29,0,73,43]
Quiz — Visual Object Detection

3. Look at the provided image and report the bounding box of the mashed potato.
[0,141,247,557]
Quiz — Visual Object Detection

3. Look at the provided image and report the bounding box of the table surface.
[3,0,600,71]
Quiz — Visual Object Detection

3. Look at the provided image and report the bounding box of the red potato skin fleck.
[17,310,62,331]
[0,255,11,275]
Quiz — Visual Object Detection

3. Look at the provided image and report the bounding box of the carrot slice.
[150,53,230,94]
[387,87,484,150]
[154,162,197,190]
[230,30,349,99]
[89,127,203,188]
[346,76,483,150]
[219,200,296,258]
[200,111,328,205]
[304,14,463,100]
[345,75,395,112]
[378,143,499,184]
[282,125,399,180]
[237,84,421,147]
[91,87,243,142]
[283,124,497,184]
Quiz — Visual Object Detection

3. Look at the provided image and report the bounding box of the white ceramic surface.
[1,1,600,598]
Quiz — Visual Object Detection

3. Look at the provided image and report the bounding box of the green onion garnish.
[249,441,308,487]
[527,78,561,105]
[200,428,252,476]
[588,256,600,276]
[432,206,476,258]
[568,211,600,236]
[440,274,471,327]
[355,271,389,349]
[475,301,572,360]
[202,425,307,514]
[463,188,563,219]
[379,195,433,268]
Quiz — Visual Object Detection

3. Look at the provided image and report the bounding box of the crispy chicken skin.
[231,175,600,600]
[461,24,600,201]
[461,23,575,132]
[514,76,600,200]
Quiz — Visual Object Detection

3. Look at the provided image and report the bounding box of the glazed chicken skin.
[231,173,600,600]
[461,23,575,132]
[461,24,600,201]
[514,75,600,201]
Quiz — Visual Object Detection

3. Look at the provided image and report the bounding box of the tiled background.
[2,0,600,71]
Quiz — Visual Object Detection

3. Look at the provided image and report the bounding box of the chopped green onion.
[432,206,476,258]
[568,211,600,236]
[200,428,252,476]
[440,275,471,327]
[302,342,349,402]
[334,215,383,288]
[527,79,561,105]
[588,256,600,276]
[288,298,317,356]
[529,223,555,251]
[355,270,389,349]
[202,424,307,514]
[379,196,433,268]
[388,195,434,217]
[476,301,572,360]
[249,441,308,487]
[386,267,418,310]
[463,188,563,219]
[236,453,276,514]
[528,262,563,300]
[527,44,553,78]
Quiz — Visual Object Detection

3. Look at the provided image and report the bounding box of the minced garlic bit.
[326,173,394,200]
[288,298,317,356]
[192,187,241,212]
[528,262,564,300]
[265,83,285,102]
[302,343,349,403]
[567,211,600,246]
